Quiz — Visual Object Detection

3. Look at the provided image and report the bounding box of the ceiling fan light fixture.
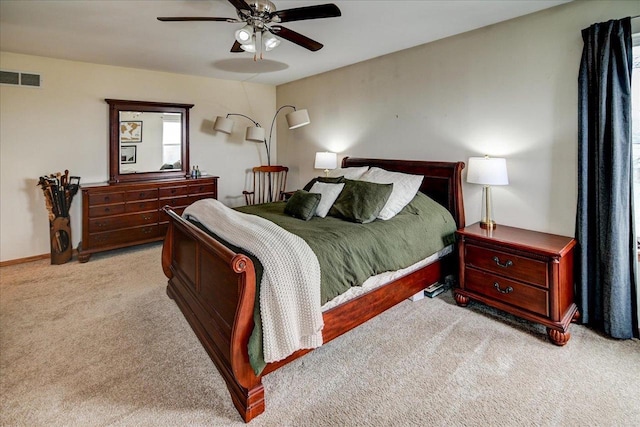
[235,24,254,44]
[240,41,257,53]
[263,32,280,51]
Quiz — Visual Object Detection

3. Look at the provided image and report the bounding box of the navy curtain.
[576,18,638,339]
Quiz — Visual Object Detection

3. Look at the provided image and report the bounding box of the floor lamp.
[213,105,310,166]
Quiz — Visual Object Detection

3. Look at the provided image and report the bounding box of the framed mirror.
[106,99,193,183]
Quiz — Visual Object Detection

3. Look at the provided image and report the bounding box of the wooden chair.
[243,165,289,205]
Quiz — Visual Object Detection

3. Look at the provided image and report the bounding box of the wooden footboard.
[162,158,465,422]
[162,208,265,421]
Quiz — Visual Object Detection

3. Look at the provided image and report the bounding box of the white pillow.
[327,166,369,180]
[309,182,345,218]
[359,167,423,220]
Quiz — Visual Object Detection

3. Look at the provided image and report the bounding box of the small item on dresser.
[191,166,197,179]
[196,165,201,178]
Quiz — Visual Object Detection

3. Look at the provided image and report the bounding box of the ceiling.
[0,0,571,86]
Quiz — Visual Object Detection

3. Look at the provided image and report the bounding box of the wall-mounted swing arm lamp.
[213,105,310,166]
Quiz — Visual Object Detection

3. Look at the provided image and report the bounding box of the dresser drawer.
[465,244,548,287]
[125,188,158,201]
[89,211,158,233]
[125,200,158,213]
[159,186,189,198]
[189,182,216,196]
[465,268,549,317]
[88,192,124,206]
[87,225,160,247]
[89,203,125,217]
[160,195,190,208]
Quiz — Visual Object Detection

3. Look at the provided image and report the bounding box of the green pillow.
[284,190,322,221]
[329,179,394,224]
[303,176,345,191]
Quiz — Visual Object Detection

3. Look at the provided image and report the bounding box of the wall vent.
[0,70,42,88]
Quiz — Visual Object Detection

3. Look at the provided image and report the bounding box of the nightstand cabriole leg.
[454,292,469,307]
[547,327,571,346]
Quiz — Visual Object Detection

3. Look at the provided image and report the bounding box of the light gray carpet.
[1,243,639,426]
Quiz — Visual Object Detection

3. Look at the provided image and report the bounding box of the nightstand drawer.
[465,268,549,317]
[465,244,548,287]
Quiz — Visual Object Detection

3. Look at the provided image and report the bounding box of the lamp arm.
[267,105,297,165]
[225,113,270,165]
[226,113,261,128]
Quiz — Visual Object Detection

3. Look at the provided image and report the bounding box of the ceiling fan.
[158,0,341,60]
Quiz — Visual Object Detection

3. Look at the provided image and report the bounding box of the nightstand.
[455,223,579,345]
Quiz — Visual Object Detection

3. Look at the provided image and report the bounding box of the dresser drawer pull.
[493,282,514,294]
[492,256,513,268]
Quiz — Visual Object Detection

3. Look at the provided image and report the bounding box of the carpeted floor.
[1,242,639,426]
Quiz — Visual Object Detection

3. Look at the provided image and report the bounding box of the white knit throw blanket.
[183,199,323,363]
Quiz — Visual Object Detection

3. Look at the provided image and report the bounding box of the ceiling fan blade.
[273,4,341,23]
[270,25,323,52]
[157,17,236,22]
[227,0,251,12]
[231,41,244,53]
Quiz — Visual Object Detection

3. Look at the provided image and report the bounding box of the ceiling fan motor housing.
[238,0,281,26]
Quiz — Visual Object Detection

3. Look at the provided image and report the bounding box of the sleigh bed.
[161,157,465,422]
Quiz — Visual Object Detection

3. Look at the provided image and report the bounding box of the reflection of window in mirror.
[162,114,182,169]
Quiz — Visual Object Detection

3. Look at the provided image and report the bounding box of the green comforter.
[234,191,457,375]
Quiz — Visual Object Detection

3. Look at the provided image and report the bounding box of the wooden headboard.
[342,157,465,229]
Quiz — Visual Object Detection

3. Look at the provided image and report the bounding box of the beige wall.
[277,0,640,237]
[0,52,275,262]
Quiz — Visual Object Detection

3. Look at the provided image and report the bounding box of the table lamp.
[314,152,337,176]
[466,156,509,229]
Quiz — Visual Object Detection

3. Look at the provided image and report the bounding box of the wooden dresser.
[455,223,578,345]
[79,177,217,262]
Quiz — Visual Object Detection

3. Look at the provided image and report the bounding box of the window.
[162,113,182,166]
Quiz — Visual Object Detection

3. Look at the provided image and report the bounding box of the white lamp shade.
[235,25,253,44]
[467,157,509,186]
[263,32,280,51]
[245,126,265,142]
[315,152,337,170]
[240,42,256,53]
[213,116,234,134]
[285,109,310,129]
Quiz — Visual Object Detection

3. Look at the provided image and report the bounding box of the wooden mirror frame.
[106,99,194,183]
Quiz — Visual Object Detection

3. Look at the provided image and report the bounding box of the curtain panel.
[576,17,638,339]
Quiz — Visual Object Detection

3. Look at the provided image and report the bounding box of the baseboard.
[0,249,78,267]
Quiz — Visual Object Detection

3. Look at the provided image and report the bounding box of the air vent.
[0,70,42,88]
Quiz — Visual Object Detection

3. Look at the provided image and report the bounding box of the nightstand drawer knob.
[494,282,514,294]
[493,256,513,268]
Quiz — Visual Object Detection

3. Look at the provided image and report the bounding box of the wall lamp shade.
[245,126,266,142]
[285,109,310,129]
[315,152,337,176]
[467,156,509,230]
[213,116,234,134]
